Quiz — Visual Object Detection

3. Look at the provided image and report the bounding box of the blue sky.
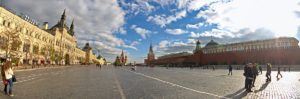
[4,0,300,63]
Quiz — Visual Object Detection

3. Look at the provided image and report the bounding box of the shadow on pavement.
[224,88,248,99]
[254,82,270,93]
[0,91,11,99]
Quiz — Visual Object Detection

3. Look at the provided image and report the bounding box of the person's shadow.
[277,77,281,81]
[223,88,248,99]
[254,82,270,93]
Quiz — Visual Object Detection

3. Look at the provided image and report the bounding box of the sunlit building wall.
[0,7,102,65]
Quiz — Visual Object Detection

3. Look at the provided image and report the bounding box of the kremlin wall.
[145,37,300,66]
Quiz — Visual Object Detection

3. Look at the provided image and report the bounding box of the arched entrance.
[65,54,70,65]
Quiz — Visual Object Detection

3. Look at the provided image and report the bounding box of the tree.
[97,55,102,59]
[0,28,22,65]
[49,46,56,64]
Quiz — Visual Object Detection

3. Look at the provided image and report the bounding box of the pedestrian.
[243,64,247,89]
[3,61,14,96]
[228,65,233,75]
[244,63,254,92]
[276,66,282,78]
[252,63,259,87]
[258,64,262,74]
[283,67,286,72]
[1,61,8,95]
[266,63,272,82]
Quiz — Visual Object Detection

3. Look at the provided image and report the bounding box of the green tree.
[0,28,22,65]
[97,55,103,59]
[49,46,56,63]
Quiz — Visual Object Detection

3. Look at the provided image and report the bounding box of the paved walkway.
[0,65,299,99]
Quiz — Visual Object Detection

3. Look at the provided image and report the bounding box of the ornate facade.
[114,50,127,66]
[0,7,103,65]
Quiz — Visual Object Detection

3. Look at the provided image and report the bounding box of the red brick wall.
[197,48,300,65]
[151,48,300,65]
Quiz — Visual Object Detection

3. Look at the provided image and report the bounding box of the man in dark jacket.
[228,65,233,75]
[244,63,254,92]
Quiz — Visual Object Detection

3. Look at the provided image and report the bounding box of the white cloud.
[152,0,175,6]
[155,40,195,57]
[131,25,152,39]
[165,28,188,35]
[187,0,220,11]
[130,41,140,46]
[177,0,189,9]
[120,0,156,15]
[123,45,137,50]
[147,10,187,27]
[190,32,201,38]
[186,23,204,29]
[199,29,235,38]
[196,0,300,37]
[118,27,127,35]
[158,40,170,48]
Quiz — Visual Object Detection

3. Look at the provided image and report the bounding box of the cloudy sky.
[3,0,300,63]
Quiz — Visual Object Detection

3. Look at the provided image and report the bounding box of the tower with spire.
[194,40,201,53]
[69,19,75,36]
[49,9,76,37]
[60,9,66,26]
[145,42,155,65]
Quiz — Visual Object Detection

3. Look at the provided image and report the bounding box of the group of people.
[243,63,284,92]
[243,63,261,92]
[96,64,102,68]
[228,64,263,76]
[1,60,15,96]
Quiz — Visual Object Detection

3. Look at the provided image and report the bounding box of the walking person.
[228,65,233,75]
[266,63,272,82]
[244,63,254,92]
[276,66,282,78]
[252,63,259,87]
[243,64,247,89]
[3,61,14,96]
[258,64,262,74]
[1,61,8,95]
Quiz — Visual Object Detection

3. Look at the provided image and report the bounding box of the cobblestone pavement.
[133,67,300,99]
[0,65,299,99]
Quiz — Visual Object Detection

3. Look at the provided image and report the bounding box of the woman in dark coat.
[244,63,254,92]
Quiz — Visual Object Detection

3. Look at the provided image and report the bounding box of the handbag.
[12,75,16,82]
[2,80,8,85]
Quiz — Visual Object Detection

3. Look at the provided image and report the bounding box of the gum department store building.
[0,7,104,65]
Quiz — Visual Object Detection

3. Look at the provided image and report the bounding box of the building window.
[23,44,30,52]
